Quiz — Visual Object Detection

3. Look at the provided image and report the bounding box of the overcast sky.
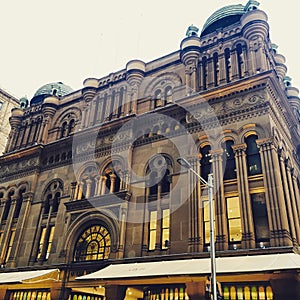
[0,1,299,100]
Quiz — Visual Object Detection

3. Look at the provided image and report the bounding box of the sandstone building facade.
[0,1,300,299]
[0,89,19,154]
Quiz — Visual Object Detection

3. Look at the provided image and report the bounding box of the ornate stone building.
[0,88,19,154]
[0,1,300,299]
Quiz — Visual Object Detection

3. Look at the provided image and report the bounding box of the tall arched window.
[245,135,262,176]
[43,180,63,214]
[222,140,236,180]
[225,48,231,83]
[165,86,173,104]
[213,52,219,86]
[146,155,172,198]
[13,188,26,219]
[60,121,68,138]
[154,89,162,108]
[74,225,111,261]
[102,162,122,194]
[236,43,244,79]
[200,145,212,181]
[80,166,99,199]
[2,190,14,222]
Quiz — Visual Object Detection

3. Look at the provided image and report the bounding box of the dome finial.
[186,24,199,37]
[244,0,260,12]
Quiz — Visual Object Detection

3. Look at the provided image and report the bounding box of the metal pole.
[208,173,217,300]
[176,158,217,299]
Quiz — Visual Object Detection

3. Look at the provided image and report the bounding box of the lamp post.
[177,157,217,300]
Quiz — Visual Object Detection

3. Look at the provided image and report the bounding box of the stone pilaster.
[257,138,292,247]
[211,149,228,251]
[232,143,255,249]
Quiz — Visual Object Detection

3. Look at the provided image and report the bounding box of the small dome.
[30,82,73,106]
[201,4,245,36]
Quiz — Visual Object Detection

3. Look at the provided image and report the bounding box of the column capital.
[22,192,34,203]
[256,137,274,147]
[232,143,247,153]
[210,149,223,157]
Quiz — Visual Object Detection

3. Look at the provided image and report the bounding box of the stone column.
[278,154,296,244]
[7,192,33,268]
[232,144,255,249]
[258,139,292,247]
[70,182,77,200]
[286,162,300,244]
[101,176,108,195]
[117,206,127,258]
[185,67,191,94]
[77,182,84,200]
[188,157,201,253]
[211,149,228,251]
[85,179,92,199]
[110,174,116,193]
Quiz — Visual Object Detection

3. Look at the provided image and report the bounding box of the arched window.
[202,56,208,90]
[213,52,219,86]
[236,43,244,79]
[222,140,236,180]
[74,225,111,261]
[245,135,262,176]
[60,121,68,138]
[102,162,122,195]
[225,48,231,83]
[14,188,26,219]
[80,166,99,199]
[200,145,212,181]
[154,89,162,108]
[68,119,76,135]
[43,180,63,215]
[2,190,14,222]
[165,86,173,104]
[146,155,172,198]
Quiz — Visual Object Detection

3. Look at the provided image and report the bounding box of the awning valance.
[77,253,300,280]
[0,269,59,284]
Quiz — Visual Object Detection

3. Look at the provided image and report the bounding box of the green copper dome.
[201,3,247,36]
[200,1,260,36]
[31,82,73,106]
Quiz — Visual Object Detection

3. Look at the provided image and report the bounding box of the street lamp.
[177,157,217,300]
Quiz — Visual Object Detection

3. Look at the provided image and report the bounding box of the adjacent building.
[0,89,19,154]
[0,1,300,299]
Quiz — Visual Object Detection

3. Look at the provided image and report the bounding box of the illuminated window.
[161,209,170,249]
[46,226,55,259]
[148,209,170,251]
[149,211,157,251]
[203,199,215,245]
[5,230,15,263]
[37,225,55,260]
[226,196,242,242]
[37,227,47,260]
[74,225,111,261]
